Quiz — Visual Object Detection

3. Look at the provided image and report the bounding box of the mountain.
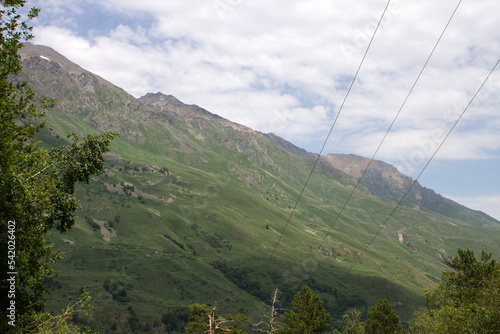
[17,43,500,332]
[322,153,500,227]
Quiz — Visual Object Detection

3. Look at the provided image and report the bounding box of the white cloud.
[33,26,155,93]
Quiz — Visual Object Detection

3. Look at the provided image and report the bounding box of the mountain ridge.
[16,43,500,332]
[322,153,500,227]
[19,42,498,226]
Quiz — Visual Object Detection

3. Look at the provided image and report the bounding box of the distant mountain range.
[17,43,500,332]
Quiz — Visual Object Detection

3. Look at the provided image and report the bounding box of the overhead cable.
[340,55,500,284]
[265,0,393,267]
[312,0,463,260]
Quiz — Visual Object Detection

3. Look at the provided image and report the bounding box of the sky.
[26,0,500,221]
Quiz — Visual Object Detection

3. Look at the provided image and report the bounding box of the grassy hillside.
[19,43,500,332]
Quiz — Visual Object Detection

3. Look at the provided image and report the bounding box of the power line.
[339,55,500,284]
[311,0,463,260]
[265,0,393,267]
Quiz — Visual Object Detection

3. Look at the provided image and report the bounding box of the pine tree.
[280,286,330,334]
[364,300,401,334]
[412,249,500,333]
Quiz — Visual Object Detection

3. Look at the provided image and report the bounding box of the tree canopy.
[0,0,115,331]
[341,308,365,334]
[364,299,401,334]
[280,286,330,334]
[412,248,500,333]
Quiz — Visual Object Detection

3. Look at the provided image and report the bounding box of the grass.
[43,134,500,331]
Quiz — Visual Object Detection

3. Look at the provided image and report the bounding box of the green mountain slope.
[17,43,500,332]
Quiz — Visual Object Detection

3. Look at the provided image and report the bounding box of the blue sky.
[28,0,500,220]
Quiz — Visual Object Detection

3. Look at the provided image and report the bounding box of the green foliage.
[412,248,500,333]
[85,216,100,231]
[280,286,330,334]
[428,248,497,308]
[342,309,365,334]
[364,300,401,334]
[103,278,129,303]
[413,303,498,334]
[161,308,191,333]
[20,290,96,334]
[0,0,115,331]
[184,303,247,334]
[210,261,268,301]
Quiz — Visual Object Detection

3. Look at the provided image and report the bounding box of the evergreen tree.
[429,248,497,307]
[280,286,330,334]
[364,300,401,334]
[412,249,500,333]
[0,0,115,331]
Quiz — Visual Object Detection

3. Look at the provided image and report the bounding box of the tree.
[0,0,115,331]
[342,309,365,334]
[22,290,95,333]
[184,303,247,334]
[255,288,282,334]
[364,300,401,334]
[428,248,497,308]
[280,286,330,334]
[412,249,500,333]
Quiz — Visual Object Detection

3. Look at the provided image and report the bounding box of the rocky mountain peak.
[20,42,85,75]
